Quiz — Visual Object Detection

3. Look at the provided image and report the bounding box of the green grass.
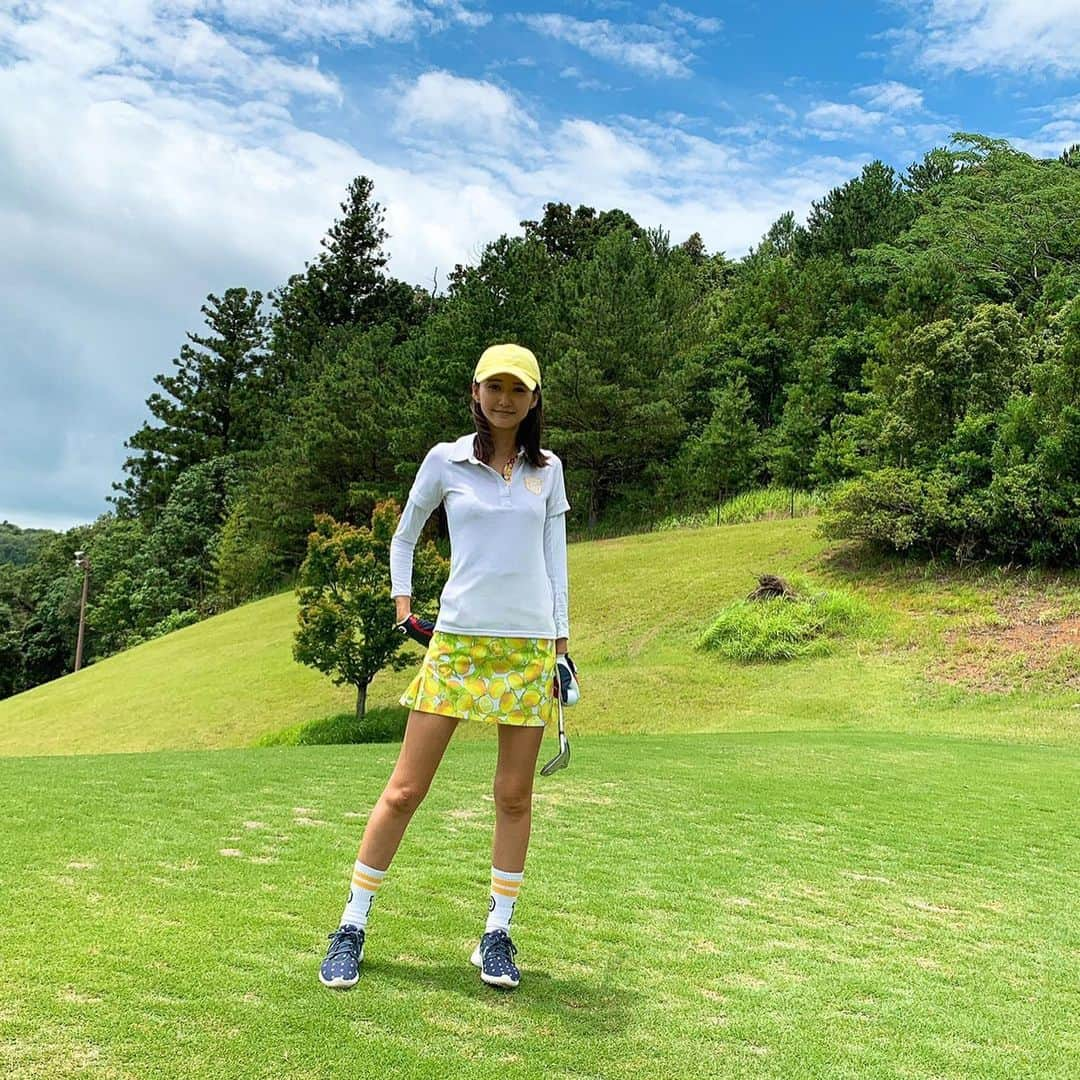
[2,517,1079,1077]
[1,732,1075,1079]
[0,589,357,756]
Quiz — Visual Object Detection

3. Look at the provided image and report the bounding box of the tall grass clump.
[698,577,872,662]
[655,487,824,532]
[255,705,408,747]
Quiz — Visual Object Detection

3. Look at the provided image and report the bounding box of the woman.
[319,342,578,992]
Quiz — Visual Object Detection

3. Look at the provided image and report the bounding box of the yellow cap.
[473,343,541,391]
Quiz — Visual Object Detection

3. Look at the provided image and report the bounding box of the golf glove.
[395,613,434,646]
[554,653,580,705]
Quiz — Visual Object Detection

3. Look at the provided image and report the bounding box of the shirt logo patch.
[524,475,543,495]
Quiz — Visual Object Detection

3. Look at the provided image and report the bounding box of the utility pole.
[74,551,90,672]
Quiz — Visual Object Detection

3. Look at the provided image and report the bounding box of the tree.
[520,202,643,262]
[135,456,243,620]
[543,227,708,525]
[0,522,53,567]
[0,563,25,697]
[903,147,963,195]
[212,496,279,609]
[862,134,1080,311]
[81,515,146,658]
[246,323,412,569]
[293,505,449,722]
[796,161,915,263]
[679,232,707,263]
[268,176,427,401]
[113,288,269,518]
[691,374,761,500]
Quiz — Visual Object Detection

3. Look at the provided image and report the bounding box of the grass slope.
[1,732,1076,1079]
[2,517,1076,758]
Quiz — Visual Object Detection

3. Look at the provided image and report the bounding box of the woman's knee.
[382,780,429,817]
[493,781,532,818]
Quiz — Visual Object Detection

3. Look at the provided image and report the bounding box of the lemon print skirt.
[399,631,557,727]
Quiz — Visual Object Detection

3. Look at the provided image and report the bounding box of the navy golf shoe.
[319,924,364,989]
[470,928,520,989]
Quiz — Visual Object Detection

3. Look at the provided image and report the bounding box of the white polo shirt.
[389,433,571,640]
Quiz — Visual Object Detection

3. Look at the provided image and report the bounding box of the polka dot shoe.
[319,924,364,989]
[470,928,520,989]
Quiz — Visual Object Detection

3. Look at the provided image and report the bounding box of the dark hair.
[470,383,551,469]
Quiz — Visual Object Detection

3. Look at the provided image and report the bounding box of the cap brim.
[475,366,538,391]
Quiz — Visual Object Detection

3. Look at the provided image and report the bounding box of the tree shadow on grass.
[360,956,633,1037]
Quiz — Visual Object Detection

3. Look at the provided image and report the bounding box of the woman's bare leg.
[358,710,459,870]
[491,724,546,872]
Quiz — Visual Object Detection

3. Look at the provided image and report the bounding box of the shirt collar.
[447,433,523,464]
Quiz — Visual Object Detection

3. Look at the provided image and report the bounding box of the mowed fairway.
[1,517,1078,1077]
[1,732,1076,1079]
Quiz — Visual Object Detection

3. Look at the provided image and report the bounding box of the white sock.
[485,866,524,933]
[340,858,387,930]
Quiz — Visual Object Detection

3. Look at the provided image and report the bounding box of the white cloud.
[656,4,723,35]
[908,0,1080,76]
[857,80,924,113]
[519,13,694,78]
[0,2,342,100]
[215,0,488,40]
[804,102,884,140]
[394,70,536,145]
[1010,122,1080,158]
[762,93,797,120]
[1010,95,1080,157]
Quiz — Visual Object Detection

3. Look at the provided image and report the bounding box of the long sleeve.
[543,453,571,640]
[543,509,570,640]
[389,446,444,599]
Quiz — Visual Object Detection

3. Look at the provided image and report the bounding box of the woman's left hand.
[396,613,435,646]
[554,654,580,705]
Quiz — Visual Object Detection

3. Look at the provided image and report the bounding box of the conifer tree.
[113,288,268,518]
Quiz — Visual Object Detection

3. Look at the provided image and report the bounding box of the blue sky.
[2,1,1079,530]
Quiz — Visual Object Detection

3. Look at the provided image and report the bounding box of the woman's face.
[472,374,539,433]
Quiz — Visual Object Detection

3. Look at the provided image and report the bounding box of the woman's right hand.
[394,596,412,622]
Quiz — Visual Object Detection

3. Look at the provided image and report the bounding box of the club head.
[540,694,570,776]
[540,740,569,775]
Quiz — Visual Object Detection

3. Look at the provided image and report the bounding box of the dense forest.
[2,134,1078,700]
[0,523,53,568]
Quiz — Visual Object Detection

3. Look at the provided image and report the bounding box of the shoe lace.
[485,931,517,966]
[326,926,362,960]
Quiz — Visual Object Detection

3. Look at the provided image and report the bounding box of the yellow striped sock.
[486,866,524,932]
[341,857,387,930]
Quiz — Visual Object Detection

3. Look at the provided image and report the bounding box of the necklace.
[500,449,519,481]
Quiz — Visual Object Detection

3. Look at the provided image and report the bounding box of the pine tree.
[268,176,425,399]
[112,288,268,518]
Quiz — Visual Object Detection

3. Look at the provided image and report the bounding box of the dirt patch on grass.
[932,598,1080,693]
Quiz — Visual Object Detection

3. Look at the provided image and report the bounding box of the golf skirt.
[399,631,557,727]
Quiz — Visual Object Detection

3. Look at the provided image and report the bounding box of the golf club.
[540,681,570,776]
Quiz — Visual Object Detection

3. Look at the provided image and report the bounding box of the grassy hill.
[1,516,1078,757]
